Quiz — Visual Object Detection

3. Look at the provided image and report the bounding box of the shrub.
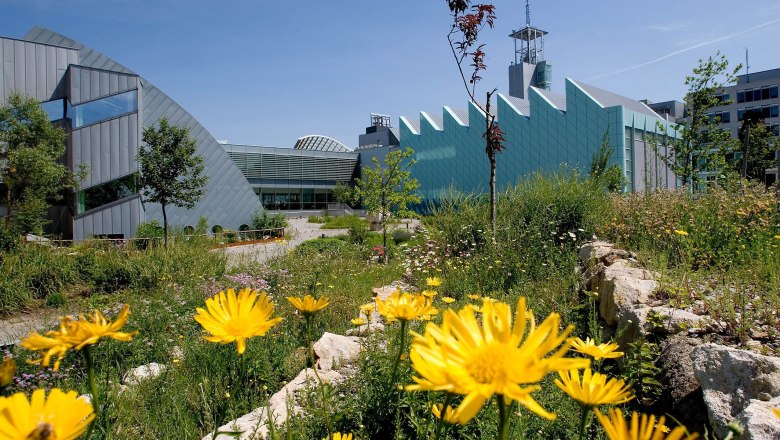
[391,229,413,245]
[347,222,369,244]
[321,215,367,230]
[252,209,288,234]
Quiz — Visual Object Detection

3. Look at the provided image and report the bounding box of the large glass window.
[71,90,137,129]
[40,99,65,121]
[77,173,138,214]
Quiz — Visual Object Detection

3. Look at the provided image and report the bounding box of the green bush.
[391,228,413,245]
[252,209,288,234]
[0,224,19,253]
[347,222,369,244]
[321,214,367,230]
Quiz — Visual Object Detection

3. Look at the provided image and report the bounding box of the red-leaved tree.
[446,0,505,233]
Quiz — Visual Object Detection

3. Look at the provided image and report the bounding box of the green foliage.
[0,92,80,234]
[138,116,208,243]
[347,222,369,245]
[135,219,164,240]
[332,180,356,206]
[320,214,367,230]
[354,147,420,261]
[656,52,741,188]
[251,209,288,232]
[0,223,19,252]
[620,339,663,406]
[590,133,626,192]
[736,120,776,180]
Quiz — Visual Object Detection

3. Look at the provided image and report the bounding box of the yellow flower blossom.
[287,295,330,317]
[421,290,438,298]
[351,317,367,326]
[195,288,282,355]
[406,298,589,424]
[674,230,689,236]
[431,403,459,424]
[467,294,481,300]
[323,433,353,440]
[569,337,624,360]
[375,290,438,323]
[0,388,94,440]
[441,297,456,304]
[0,357,16,386]
[596,409,697,440]
[426,277,443,287]
[554,369,633,408]
[61,304,136,350]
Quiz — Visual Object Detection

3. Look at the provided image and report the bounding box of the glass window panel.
[771,105,779,118]
[771,86,779,99]
[71,90,137,129]
[721,112,730,123]
[40,99,64,121]
[762,87,770,100]
[737,91,745,103]
[753,90,762,101]
[77,174,138,214]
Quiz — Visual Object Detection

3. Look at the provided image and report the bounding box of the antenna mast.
[525,0,531,27]
[745,48,750,84]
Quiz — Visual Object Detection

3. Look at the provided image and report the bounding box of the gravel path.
[220,218,348,268]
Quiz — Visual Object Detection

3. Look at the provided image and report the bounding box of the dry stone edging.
[580,241,780,439]
[691,344,780,440]
[203,281,402,440]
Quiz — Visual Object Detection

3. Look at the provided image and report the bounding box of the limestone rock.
[346,322,385,336]
[313,332,361,371]
[578,241,626,267]
[204,368,345,439]
[597,260,658,326]
[736,397,780,440]
[691,344,780,439]
[122,362,167,385]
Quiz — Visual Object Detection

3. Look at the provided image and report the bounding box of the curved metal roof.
[294,135,352,152]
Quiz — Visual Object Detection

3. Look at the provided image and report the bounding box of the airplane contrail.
[586,17,780,82]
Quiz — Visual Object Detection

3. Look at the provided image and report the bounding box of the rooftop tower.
[508,0,552,99]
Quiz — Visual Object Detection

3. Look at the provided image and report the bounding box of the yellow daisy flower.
[0,388,94,440]
[569,337,624,360]
[375,290,438,323]
[62,304,136,350]
[287,295,330,317]
[441,297,456,304]
[421,290,438,298]
[323,433,353,440]
[359,302,375,316]
[406,298,589,424]
[431,403,459,424]
[0,357,16,387]
[674,230,689,236]
[195,288,282,355]
[596,409,697,440]
[351,317,367,326]
[467,294,482,300]
[426,277,442,287]
[554,369,633,408]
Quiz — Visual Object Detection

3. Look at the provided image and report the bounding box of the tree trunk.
[162,203,168,247]
[742,122,750,179]
[489,152,497,234]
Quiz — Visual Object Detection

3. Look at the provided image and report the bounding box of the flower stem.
[578,406,593,440]
[497,395,510,440]
[305,316,332,439]
[434,393,452,440]
[389,320,408,388]
[83,347,98,440]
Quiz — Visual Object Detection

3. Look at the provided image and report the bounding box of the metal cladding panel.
[73,196,141,240]
[68,66,138,105]
[139,84,262,231]
[0,37,77,102]
[72,113,139,188]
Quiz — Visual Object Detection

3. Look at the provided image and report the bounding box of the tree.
[737,118,776,181]
[445,0,504,234]
[0,92,80,235]
[354,148,420,263]
[589,133,626,193]
[656,52,741,189]
[138,117,208,245]
[332,181,356,208]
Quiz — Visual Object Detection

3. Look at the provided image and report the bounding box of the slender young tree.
[138,117,208,245]
[656,52,741,189]
[354,148,420,263]
[0,92,82,235]
[737,118,776,181]
[445,0,504,234]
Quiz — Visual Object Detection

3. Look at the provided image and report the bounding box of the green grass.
[320,215,368,230]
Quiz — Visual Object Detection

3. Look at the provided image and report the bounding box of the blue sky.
[2,0,779,148]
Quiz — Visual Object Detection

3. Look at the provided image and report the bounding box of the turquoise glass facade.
[400,78,678,202]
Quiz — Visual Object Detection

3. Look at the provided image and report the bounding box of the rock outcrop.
[691,344,780,440]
